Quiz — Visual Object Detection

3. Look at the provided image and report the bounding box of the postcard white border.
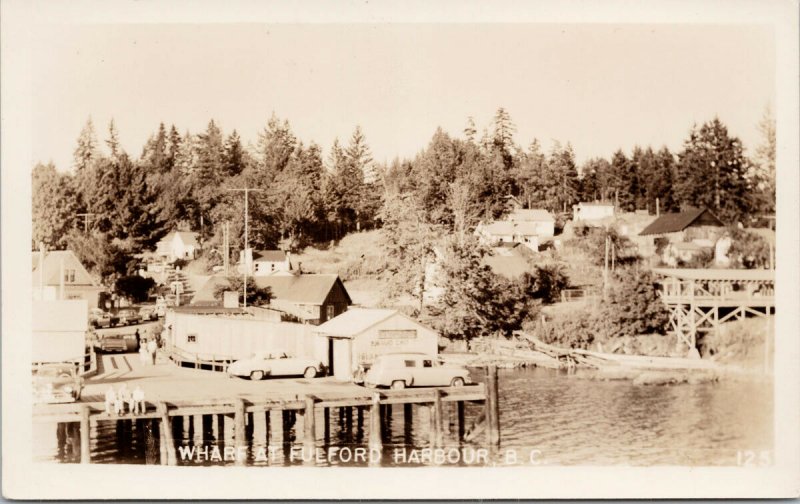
[2,0,798,499]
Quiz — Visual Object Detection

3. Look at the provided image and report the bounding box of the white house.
[572,202,615,224]
[156,231,200,262]
[315,308,439,381]
[32,249,103,310]
[475,221,540,251]
[238,249,292,276]
[506,208,555,237]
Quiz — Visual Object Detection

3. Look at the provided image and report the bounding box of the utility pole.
[76,212,95,233]
[226,188,263,308]
[223,221,230,276]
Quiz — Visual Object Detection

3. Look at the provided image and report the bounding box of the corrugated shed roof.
[639,208,723,236]
[508,209,555,222]
[314,308,398,337]
[253,250,287,262]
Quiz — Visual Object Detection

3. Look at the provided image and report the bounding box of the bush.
[114,275,156,303]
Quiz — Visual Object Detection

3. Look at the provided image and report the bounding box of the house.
[315,308,439,381]
[33,299,89,365]
[639,208,724,266]
[238,249,292,276]
[191,273,352,325]
[32,249,103,310]
[572,201,615,224]
[156,231,200,262]
[474,221,540,250]
[506,208,555,238]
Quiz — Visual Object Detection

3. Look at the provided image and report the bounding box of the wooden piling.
[144,419,159,465]
[433,389,444,447]
[368,393,382,450]
[485,365,500,447]
[304,396,316,442]
[269,409,284,445]
[456,401,465,441]
[158,402,176,465]
[323,407,330,442]
[234,399,246,466]
[80,405,90,464]
[193,414,203,444]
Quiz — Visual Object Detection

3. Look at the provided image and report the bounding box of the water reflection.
[33,367,773,467]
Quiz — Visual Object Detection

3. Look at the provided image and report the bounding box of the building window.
[326,305,335,320]
[404,360,416,368]
[271,263,275,271]
[64,269,76,283]
[187,334,197,343]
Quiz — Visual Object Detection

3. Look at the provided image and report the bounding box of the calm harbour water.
[33,367,773,467]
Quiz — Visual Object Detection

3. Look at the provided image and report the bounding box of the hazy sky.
[31,23,775,171]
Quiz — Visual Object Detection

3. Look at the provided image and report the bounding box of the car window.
[423,360,433,368]
[404,360,416,367]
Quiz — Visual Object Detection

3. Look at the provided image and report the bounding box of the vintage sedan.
[363,353,472,389]
[228,352,322,380]
[116,308,141,326]
[89,308,112,329]
[33,364,84,404]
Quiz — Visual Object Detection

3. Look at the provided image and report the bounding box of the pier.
[32,354,501,465]
[654,268,775,350]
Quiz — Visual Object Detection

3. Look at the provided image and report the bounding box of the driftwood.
[513,331,718,372]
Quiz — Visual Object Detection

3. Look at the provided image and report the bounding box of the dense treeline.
[34,107,775,330]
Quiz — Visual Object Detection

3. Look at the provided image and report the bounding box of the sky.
[30,23,775,171]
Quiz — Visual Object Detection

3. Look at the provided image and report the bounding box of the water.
[33,367,773,467]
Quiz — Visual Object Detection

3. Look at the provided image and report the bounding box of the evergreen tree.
[166,125,182,172]
[224,130,245,177]
[255,113,297,183]
[32,162,79,248]
[73,117,98,174]
[106,119,122,160]
[753,107,776,213]
[491,107,516,170]
[675,118,754,223]
[464,116,477,143]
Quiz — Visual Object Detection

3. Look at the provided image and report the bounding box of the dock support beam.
[485,365,500,447]
[80,405,90,464]
[304,396,316,463]
[368,393,382,451]
[433,389,444,447]
[158,402,176,465]
[456,401,465,441]
[234,399,246,466]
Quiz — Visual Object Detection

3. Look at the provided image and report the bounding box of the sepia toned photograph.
[3,0,799,499]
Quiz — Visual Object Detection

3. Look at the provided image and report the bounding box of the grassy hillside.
[292,230,387,280]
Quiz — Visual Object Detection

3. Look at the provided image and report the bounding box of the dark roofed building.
[639,208,723,236]
[191,273,351,325]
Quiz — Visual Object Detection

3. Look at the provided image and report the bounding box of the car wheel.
[303,367,317,379]
[391,380,406,390]
[250,370,264,381]
[450,377,465,387]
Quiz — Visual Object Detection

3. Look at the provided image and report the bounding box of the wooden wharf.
[33,366,501,465]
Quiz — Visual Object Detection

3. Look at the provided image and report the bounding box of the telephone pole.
[225,187,263,308]
[75,212,96,233]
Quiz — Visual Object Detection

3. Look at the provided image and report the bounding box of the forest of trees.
[33,108,776,339]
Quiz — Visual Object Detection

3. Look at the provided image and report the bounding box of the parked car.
[228,352,322,380]
[138,306,159,322]
[363,353,472,389]
[32,364,83,404]
[97,335,129,353]
[117,308,141,326]
[89,308,112,329]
